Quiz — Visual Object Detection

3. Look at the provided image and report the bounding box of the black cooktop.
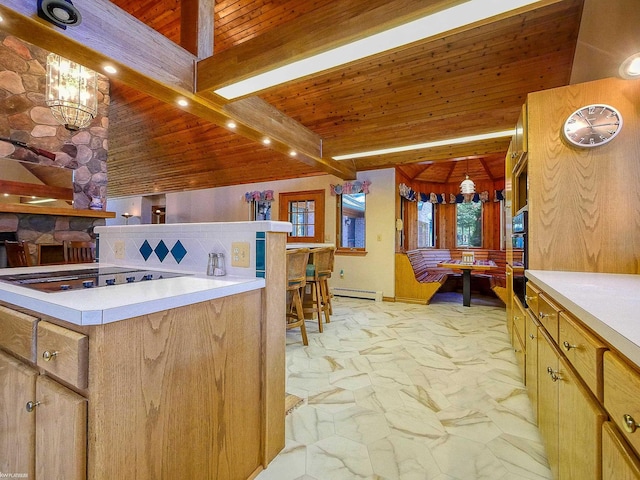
[0,266,188,292]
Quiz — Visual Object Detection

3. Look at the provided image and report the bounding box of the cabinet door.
[602,421,640,480]
[35,375,86,480]
[537,330,559,480]
[558,356,606,480]
[0,351,36,477]
[525,312,539,423]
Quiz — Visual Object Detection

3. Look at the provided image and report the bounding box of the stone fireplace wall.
[0,33,110,255]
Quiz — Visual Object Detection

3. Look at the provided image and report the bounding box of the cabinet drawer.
[525,282,540,317]
[0,305,38,362]
[537,294,560,342]
[604,351,640,458]
[559,312,606,401]
[37,322,88,390]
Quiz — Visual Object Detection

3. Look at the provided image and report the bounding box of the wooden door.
[0,351,36,478]
[558,356,606,480]
[524,314,539,423]
[602,422,640,480]
[537,330,559,480]
[35,375,86,480]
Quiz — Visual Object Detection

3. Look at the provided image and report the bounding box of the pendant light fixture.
[45,53,98,131]
[460,158,475,195]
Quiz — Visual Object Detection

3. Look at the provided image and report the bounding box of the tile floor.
[256,292,552,480]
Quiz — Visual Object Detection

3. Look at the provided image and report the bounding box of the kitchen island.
[0,221,290,480]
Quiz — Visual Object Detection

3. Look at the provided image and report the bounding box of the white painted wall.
[107,169,397,298]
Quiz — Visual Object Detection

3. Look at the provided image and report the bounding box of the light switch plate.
[231,241,250,267]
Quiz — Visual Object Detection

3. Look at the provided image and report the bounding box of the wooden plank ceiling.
[104,0,583,196]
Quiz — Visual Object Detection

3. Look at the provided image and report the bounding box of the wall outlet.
[231,241,250,267]
[114,240,125,259]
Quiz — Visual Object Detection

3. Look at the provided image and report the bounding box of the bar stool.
[303,247,334,331]
[286,248,310,345]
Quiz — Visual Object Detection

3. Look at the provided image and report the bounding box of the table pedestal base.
[462,270,471,307]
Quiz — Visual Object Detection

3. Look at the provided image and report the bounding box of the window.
[456,202,482,247]
[337,193,365,250]
[279,190,324,243]
[417,201,435,248]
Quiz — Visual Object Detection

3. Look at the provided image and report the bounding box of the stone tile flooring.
[256,293,552,480]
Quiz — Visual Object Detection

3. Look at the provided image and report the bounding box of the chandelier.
[45,53,97,131]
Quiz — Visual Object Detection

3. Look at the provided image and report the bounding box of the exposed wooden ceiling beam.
[0,0,354,180]
[180,0,215,59]
[196,0,566,95]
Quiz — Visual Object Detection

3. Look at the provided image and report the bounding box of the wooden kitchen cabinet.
[537,328,606,480]
[537,328,560,479]
[34,375,86,480]
[511,296,526,381]
[524,310,539,423]
[0,350,86,480]
[603,351,640,459]
[0,350,36,478]
[602,421,640,480]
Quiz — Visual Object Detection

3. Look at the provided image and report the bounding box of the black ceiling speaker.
[37,0,82,29]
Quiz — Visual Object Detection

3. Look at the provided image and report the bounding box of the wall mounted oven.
[511,209,528,305]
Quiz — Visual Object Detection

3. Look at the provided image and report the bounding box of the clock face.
[563,104,623,148]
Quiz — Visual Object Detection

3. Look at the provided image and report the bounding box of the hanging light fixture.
[45,53,97,131]
[460,159,476,195]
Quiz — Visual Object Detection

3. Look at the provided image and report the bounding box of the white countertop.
[526,270,640,366]
[0,263,264,326]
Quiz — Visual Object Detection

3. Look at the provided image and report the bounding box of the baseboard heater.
[331,287,383,302]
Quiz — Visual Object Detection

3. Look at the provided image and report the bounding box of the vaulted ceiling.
[0,0,596,196]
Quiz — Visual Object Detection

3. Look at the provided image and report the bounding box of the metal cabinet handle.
[623,414,640,434]
[539,312,551,319]
[546,366,561,382]
[26,400,40,412]
[562,341,577,351]
[525,295,535,302]
[42,350,58,361]
[529,334,535,340]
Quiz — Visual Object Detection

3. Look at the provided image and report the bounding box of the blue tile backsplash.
[139,239,189,264]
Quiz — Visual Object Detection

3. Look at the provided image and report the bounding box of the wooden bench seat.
[396,249,524,306]
[395,249,454,304]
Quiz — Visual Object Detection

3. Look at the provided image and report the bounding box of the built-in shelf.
[0,204,115,218]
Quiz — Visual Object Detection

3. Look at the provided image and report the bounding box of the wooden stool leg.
[293,289,308,345]
[320,278,331,324]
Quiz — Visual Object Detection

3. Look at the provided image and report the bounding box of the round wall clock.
[562,104,623,148]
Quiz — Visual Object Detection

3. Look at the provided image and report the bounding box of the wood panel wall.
[395,169,506,252]
[527,77,640,273]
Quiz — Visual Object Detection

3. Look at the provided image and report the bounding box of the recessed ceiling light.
[226,120,237,129]
[289,150,297,157]
[104,65,117,74]
[177,99,188,107]
[333,129,515,160]
[214,0,544,99]
[262,137,271,145]
[620,53,640,79]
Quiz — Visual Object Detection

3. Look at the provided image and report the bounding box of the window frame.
[416,200,436,248]
[278,189,325,243]
[455,201,483,248]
